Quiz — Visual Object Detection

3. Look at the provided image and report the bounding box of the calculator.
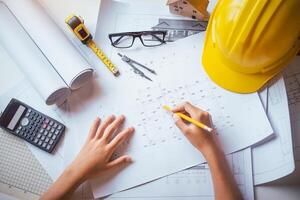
[0,98,65,153]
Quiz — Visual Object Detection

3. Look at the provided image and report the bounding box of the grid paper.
[0,128,53,196]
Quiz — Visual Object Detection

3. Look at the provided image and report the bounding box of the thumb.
[173,114,189,135]
[106,155,132,170]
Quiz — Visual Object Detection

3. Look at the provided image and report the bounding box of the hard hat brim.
[202,36,282,94]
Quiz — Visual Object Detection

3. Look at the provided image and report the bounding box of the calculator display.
[0,103,26,131]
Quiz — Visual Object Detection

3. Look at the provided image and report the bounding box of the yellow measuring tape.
[65,14,119,76]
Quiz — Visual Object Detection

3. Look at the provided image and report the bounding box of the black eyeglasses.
[108,31,167,48]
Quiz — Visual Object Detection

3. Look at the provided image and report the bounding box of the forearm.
[201,145,242,200]
[40,166,84,200]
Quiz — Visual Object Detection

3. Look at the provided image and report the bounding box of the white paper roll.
[5,0,93,90]
[0,3,71,105]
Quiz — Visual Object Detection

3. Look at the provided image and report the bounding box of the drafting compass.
[118,53,156,81]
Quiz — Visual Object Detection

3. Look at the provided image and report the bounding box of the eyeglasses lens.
[141,33,165,47]
[111,35,134,48]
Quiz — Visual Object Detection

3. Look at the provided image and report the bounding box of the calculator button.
[34,138,39,144]
[46,145,51,150]
[44,130,48,135]
[44,119,50,124]
[49,121,54,126]
[28,109,32,113]
[57,125,62,130]
[53,123,58,128]
[21,118,29,126]
[37,133,42,139]
[46,126,51,131]
[45,137,50,143]
[49,140,54,145]
[30,136,34,141]
[41,135,45,141]
[25,112,30,117]
[17,126,22,130]
[48,133,53,138]
[55,130,60,135]
[15,130,20,134]
[42,142,47,148]
[50,128,55,133]
[52,135,57,140]
[42,124,47,129]
[38,141,43,146]
[39,129,44,133]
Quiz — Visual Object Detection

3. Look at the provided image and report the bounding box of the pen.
[163,105,213,133]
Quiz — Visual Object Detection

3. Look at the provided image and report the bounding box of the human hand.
[67,115,134,183]
[172,102,217,153]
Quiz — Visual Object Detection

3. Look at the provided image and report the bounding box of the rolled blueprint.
[5,0,93,90]
[0,3,71,105]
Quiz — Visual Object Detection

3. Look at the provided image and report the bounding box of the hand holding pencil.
[164,102,217,152]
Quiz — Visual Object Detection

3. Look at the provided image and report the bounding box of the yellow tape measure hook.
[65,14,120,76]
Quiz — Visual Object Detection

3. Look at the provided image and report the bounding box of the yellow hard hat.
[202,0,300,93]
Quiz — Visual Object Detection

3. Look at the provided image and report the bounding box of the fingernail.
[173,114,180,122]
[129,127,135,132]
[126,157,132,163]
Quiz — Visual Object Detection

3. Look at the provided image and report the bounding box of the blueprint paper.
[0,3,70,105]
[2,0,93,103]
[108,148,254,200]
[62,33,273,198]
[284,56,300,161]
[259,87,269,112]
[38,0,101,36]
[253,76,294,185]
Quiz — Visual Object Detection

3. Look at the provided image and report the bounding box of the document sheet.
[108,148,254,200]
[62,26,273,200]
[254,76,294,185]
[284,57,300,161]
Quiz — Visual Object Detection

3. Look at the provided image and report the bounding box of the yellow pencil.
[163,105,213,133]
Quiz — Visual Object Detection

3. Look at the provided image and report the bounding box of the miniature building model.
[167,0,210,20]
[152,18,208,42]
